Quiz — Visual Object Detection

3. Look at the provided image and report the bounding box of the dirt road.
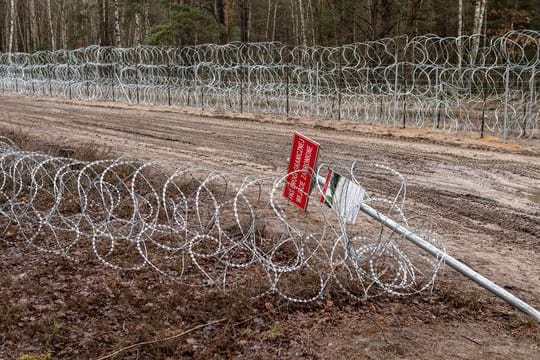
[0,93,539,359]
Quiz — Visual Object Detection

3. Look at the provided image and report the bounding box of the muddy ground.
[0,93,539,359]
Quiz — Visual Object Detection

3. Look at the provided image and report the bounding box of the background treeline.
[1,0,539,52]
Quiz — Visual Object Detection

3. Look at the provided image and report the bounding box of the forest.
[0,0,539,53]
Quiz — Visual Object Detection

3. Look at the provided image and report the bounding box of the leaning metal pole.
[360,202,540,322]
[316,175,540,322]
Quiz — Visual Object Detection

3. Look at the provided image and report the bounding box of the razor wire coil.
[0,137,445,302]
[0,31,539,138]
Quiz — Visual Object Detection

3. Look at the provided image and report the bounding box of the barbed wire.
[0,137,444,302]
[0,31,538,138]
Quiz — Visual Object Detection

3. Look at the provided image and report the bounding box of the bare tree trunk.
[352,3,356,42]
[369,0,379,40]
[46,0,56,50]
[473,0,481,32]
[483,0,488,47]
[471,0,487,63]
[25,12,31,52]
[224,0,234,42]
[247,0,252,42]
[380,0,394,37]
[239,0,250,42]
[2,3,7,52]
[144,0,150,39]
[16,9,24,52]
[215,0,224,41]
[408,0,424,37]
[331,3,338,45]
[479,1,487,33]
[8,0,16,53]
[307,0,315,45]
[271,0,278,41]
[61,0,67,49]
[98,0,110,46]
[215,0,234,42]
[29,0,37,51]
[298,0,307,46]
[135,10,142,45]
[265,0,272,40]
[510,0,518,30]
[291,1,298,44]
[114,0,121,47]
[472,0,488,36]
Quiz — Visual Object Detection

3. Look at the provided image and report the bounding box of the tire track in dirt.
[408,187,540,248]
[3,95,539,174]
[1,94,538,232]
[1,93,540,333]
[1,95,538,213]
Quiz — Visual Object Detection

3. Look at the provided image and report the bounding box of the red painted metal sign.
[284,132,320,210]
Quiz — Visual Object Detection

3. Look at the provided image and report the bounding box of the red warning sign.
[283,132,320,210]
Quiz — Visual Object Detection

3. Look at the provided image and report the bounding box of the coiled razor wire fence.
[0,31,539,139]
[0,137,445,302]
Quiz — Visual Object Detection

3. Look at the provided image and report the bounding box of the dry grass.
[2,226,538,358]
[0,126,111,161]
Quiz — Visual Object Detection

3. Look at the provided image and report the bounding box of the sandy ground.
[0,93,539,359]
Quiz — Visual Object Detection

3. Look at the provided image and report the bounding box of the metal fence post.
[111,64,115,102]
[86,65,90,99]
[48,64,52,96]
[434,67,439,128]
[402,94,407,128]
[481,86,487,138]
[240,64,244,113]
[525,67,535,136]
[503,63,510,143]
[338,62,342,121]
[68,65,72,100]
[198,65,204,108]
[394,46,399,127]
[168,62,172,107]
[31,67,35,95]
[286,64,290,116]
[315,62,320,117]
